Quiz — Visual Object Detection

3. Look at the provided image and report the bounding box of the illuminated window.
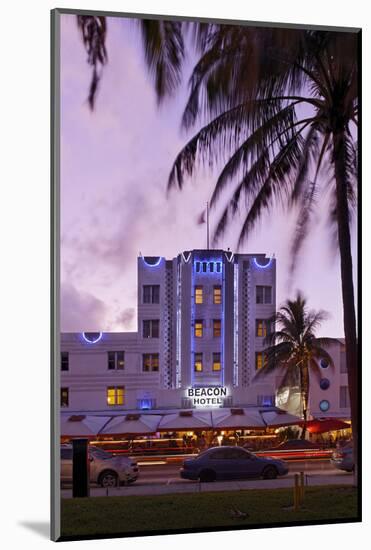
[256,286,272,304]
[195,286,203,304]
[213,319,221,337]
[194,353,203,372]
[213,285,222,304]
[213,352,221,371]
[256,319,270,337]
[257,395,274,406]
[61,352,69,371]
[143,353,159,372]
[107,386,125,406]
[61,387,69,407]
[255,352,267,370]
[143,320,159,338]
[195,320,203,338]
[108,351,125,370]
[143,285,160,304]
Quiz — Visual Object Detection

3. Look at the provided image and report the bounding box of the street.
[61,459,354,498]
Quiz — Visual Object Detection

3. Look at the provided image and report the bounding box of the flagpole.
[206,202,209,250]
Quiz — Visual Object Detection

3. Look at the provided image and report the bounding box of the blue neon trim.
[142,257,162,267]
[82,332,103,344]
[253,257,272,269]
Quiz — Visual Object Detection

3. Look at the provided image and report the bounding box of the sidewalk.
[61,472,353,499]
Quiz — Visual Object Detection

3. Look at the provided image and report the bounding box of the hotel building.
[60,249,350,421]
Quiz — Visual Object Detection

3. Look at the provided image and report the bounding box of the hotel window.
[213,319,221,337]
[202,262,208,273]
[256,285,272,304]
[216,262,222,273]
[143,319,159,338]
[143,353,159,372]
[255,351,267,371]
[213,285,222,304]
[257,395,274,406]
[195,286,203,304]
[108,351,125,370]
[340,386,350,408]
[340,351,347,373]
[143,285,160,304]
[194,353,203,372]
[194,320,203,338]
[213,352,221,371]
[256,319,271,337]
[107,386,125,406]
[61,352,69,371]
[61,387,69,407]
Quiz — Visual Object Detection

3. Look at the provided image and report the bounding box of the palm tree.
[76,18,359,467]
[255,292,338,439]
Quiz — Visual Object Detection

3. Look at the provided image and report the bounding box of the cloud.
[115,308,136,329]
[61,283,107,332]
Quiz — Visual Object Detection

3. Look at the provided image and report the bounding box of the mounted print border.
[51,7,362,542]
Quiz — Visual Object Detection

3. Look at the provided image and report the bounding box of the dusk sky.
[60,14,357,336]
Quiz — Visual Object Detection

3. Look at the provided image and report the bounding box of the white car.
[60,445,139,487]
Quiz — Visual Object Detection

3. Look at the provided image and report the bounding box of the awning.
[100,414,162,435]
[260,409,304,427]
[212,408,266,429]
[305,418,351,434]
[60,415,112,438]
[158,410,212,431]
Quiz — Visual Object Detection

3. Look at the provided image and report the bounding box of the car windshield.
[90,447,113,459]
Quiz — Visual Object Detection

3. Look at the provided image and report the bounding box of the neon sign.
[186,386,228,407]
[82,332,103,344]
[253,257,272,269]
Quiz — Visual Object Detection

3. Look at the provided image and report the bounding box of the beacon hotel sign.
[186,386,228,407]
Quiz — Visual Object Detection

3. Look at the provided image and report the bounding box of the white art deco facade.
[60,249,350,420]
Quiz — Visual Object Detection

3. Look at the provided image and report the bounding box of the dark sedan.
[180,446,289,482]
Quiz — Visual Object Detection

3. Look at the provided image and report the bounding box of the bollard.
[72,438,90,498]
[293,474,300,511]
[300,471,305,503]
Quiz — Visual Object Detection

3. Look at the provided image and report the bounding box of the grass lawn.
[61,485,358,539]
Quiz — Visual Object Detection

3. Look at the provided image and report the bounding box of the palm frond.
[139,19,185,104]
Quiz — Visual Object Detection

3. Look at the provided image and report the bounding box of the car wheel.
[199,469,216,482]
[99,470,118,488]
[262,466,278,480]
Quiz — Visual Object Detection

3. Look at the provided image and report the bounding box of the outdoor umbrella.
[158,410,212,431]
[60,414,112,438]
[100,414,162,436]
[305,418,350,434]
[212,408,266,430]
[260,409,304,428]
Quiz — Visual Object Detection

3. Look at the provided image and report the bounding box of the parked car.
[180,446,288,482]
[60,444,139,487]
[330,443,354,472]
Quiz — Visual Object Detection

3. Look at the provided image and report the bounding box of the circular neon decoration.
[142,256,162,267]
[82,332,103,344]
[319,399,330,412]
[319,378,330,390]
[319,358,329,369]
[253,257,272,269]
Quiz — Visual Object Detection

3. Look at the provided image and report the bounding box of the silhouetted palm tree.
[76,17,359,467]
[254,292,337,439]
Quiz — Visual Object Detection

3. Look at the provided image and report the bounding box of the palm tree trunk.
[333,128,358,477]
[300,364,309,440]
